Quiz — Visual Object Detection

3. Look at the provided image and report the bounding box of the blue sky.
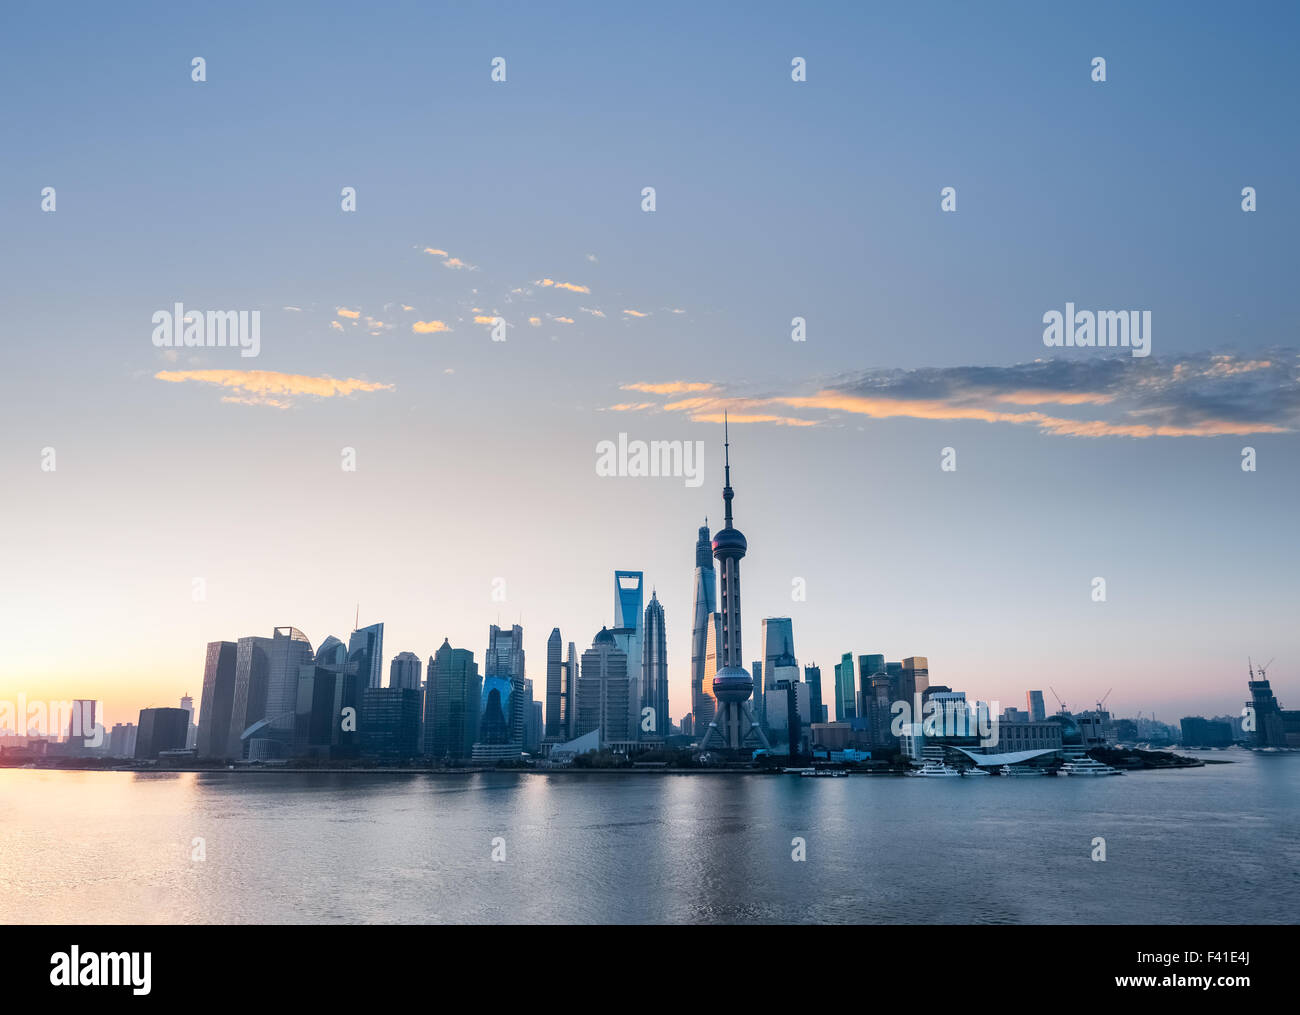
[1,0,1297,727]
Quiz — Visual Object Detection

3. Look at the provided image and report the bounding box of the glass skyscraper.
[423,638,481,761]
[690,523,717,731]
[642,592,668,739]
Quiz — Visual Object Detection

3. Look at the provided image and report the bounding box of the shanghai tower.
[690,521,717,731]
[700,416,769,752]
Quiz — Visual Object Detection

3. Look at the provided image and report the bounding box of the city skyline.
[3,0,1299,732]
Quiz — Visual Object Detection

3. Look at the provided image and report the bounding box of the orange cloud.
[155,369,394,407]
[622,381,716,395]
[537,279,591,294]
[412,320,451,334]
[336,308,361,319]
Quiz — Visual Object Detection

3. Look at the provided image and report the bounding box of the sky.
[1,0,1298,732]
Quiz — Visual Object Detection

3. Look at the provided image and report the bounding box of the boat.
[999,764,1048,776]
[1057,756,1123,776]
[908,761,962,777]
[961,766,991,777]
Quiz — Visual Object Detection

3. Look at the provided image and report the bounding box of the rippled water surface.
[2,752,1295,923]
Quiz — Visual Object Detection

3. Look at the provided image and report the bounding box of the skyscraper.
[348,622,385,690]
[642,591,668,739]
[389,651,422,690]
[903,657,929,698]
[834,653,857,721]
[578,628,632,746]
[180,693,197,749]
[545,627,564,740]
[613,570,644,675]
[805,663,825,724]
[360,686,423,759]
[474,624,527,759]
[762,618,803,746]
[690,522,717,731]
[197,640,238,758]
[1026,690,1047,722]
[565,640,579,740]
[296,634,349,757]
[135,707,189,759]
[699,417,769,752]
[423,638,481,761]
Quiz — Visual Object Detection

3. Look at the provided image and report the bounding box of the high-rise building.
[834,653,857,721]
[1026,690,1047,722]
[805,664,825,725]
[614,570,644,675]
[761,618,802,746]
[903,657,929,700]
[360,687,423,759]
[135,707,189,759]
[642,591,669,739]
[858,654,885,702]
[108,722,138,758]
[545,628,565,740]
[527,698,543,754]
[474,624,527,759]
[690,522,717,732]
[423,639,481,761]
[227,631,276,758]
[752,661,764,724]
[1245,662,1300,748]
[348,622,385,690]
[296,634,350,757]
[197,641,238,758]
[180,694,197,749]
[565,640,579,740]
[577,628,632,746]
[699,417,768,752]
[389,652,422,691]
[224,627,315,759]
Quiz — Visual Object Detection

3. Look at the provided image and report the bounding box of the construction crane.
[1096,687,1113,714]
[1049,686,1067,714]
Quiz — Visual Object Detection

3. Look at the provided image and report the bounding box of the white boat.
[908,761,962,777]
[961,766,991,777]
[1058,756,1123,776]
[999,764,1048,776]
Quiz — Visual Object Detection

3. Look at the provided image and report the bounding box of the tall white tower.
[700,416,769,753]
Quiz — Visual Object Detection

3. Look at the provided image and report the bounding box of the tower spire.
[722,411,735,528]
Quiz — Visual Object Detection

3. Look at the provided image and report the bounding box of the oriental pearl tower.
[700,414,770,753]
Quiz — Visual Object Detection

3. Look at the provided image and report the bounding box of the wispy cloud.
[610,353,1299,437]
[622,381,716,395]
[537,278,591,294]
[423,246,476,270]
[622,309,649,318]
[155,369,394,408]
[336,308,361,319]
[412,320,451,334]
